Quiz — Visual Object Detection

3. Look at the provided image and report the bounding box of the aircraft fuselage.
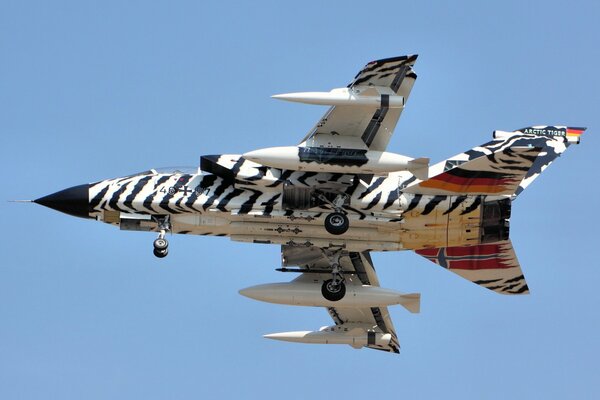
[36,156,511,253]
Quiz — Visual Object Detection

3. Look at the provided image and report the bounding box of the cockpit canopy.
[151,166,200,175]
[124,166,201,178]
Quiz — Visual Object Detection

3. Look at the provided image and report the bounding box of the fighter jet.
[33,55,586,353]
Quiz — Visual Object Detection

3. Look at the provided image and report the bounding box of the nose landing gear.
[152,216,171,258]
[153,238,168,258]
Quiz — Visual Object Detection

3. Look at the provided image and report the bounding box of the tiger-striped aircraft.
[33,55,586,353]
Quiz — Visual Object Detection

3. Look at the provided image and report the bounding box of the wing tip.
[365,54,418,67]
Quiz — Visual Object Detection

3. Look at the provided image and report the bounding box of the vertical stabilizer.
[403,126,586,198]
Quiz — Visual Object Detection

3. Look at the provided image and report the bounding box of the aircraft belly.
[169,214,402,245]
[228,221,400,242]
[231,235,403,252]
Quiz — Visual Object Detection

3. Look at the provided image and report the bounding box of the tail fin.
[404,125,586,197]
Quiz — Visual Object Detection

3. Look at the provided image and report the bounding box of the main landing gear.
[277,247,348,302]
[324,212,349,236]
[321,249,346,301]
[317,192,350,236]
[152,215,171,258]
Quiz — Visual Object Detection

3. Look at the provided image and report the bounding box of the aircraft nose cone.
[34,184,91,219]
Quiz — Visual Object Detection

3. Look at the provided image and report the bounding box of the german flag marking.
[419,168,518,194]
[567,127,586,137]
[416,243,516,270]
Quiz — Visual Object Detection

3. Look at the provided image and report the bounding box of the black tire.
[153,248,168,258]
[321,279,346,301]
[324,212,349,235]
[153,238,168,251]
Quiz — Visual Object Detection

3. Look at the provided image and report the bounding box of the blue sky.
[1,1,599,398]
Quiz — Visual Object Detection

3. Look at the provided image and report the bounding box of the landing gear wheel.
[324,212,349,235]
[321,279,346,301]
[153,238,168,251]
[153,248,168,258]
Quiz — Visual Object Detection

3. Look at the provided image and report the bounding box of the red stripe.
[415,248,439,257]
[567,128,584,135]
[430,174,514,187]
[449,258,512,270]
[445,244,502,257]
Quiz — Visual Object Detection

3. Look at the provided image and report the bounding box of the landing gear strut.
[321,249,346,301]
[317,192,350,235]
[152,215,171,258]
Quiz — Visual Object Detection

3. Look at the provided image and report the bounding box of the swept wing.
[280,246,420,353]
[299,55,418,152]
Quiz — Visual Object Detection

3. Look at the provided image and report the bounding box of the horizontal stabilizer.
[404,127,585,197]
[410,146,542,195]
[416,240,529,295]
